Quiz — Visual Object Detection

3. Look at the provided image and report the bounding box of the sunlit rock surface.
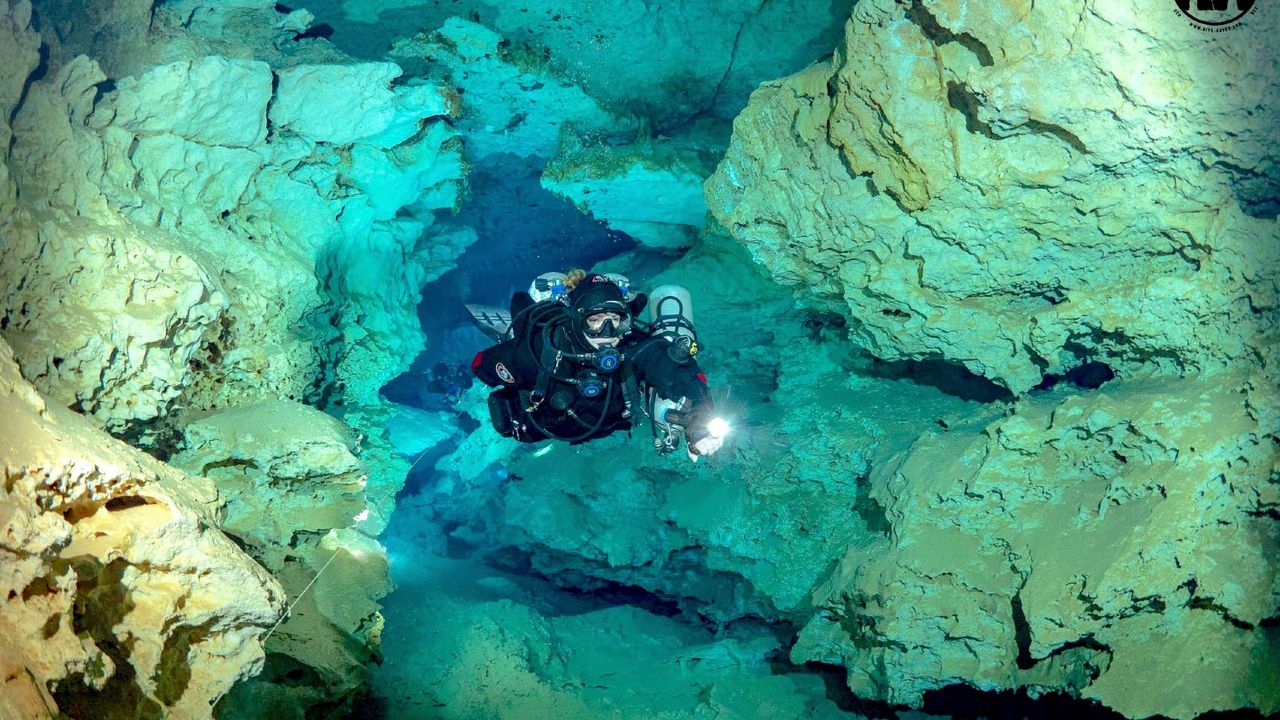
[0,335,284,719]
[707,0,1280,395]
[0,1,470,714]
[170,400,387,718]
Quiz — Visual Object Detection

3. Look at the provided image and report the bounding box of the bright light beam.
[707,417,730,439]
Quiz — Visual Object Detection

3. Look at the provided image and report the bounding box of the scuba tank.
[647,284,698,364]
[529,272,570,304]
[644,284,703,455]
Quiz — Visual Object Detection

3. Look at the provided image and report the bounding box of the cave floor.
[366,495,873,720]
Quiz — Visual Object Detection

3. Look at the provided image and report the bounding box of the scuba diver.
[427,361,471,405]
[468,270,727,460]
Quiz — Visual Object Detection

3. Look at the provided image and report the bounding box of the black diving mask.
[581,308,632,340]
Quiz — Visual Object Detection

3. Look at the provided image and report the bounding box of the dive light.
[706,417,730,439]
[662,410,731,440]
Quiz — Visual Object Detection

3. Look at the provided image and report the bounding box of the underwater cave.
[0,0,1278,719]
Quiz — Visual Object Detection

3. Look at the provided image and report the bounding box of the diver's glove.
[683,410,726,462]
[686,434,724,462]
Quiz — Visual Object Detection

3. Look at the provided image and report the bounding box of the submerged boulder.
[795,370,1280,718]
[171,400,388,718]
[0,335,284,718]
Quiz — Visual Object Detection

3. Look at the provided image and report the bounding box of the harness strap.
[527,342,559,412]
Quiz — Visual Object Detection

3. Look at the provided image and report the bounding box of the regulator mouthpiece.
[594,347,621,372]
[575,369,606,397]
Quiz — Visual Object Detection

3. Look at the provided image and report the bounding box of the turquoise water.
[2,1,1276,719]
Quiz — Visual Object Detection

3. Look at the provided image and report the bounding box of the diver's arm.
[631,337,723,459]
[632,338,721,430]
[631,337,712,408]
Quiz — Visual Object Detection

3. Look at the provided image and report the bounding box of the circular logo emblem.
[1175,0,1257,28]
[495,362,515,384]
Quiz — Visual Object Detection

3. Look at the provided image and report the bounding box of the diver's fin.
[465,304,513,342]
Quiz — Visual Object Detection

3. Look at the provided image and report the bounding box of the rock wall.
[0,1,472,715]
[0,333,285,718]
[2,47,467,438]
[706,0,1280,395]
[794,371,1280,718]
[701,0,1280,717]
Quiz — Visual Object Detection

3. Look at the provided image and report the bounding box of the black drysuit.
[471,302,713,445]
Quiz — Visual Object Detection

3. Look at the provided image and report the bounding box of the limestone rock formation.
[390,17,635,163]
[0,0,39,216]
[171,400,389,717]
[794,371,1280,719]
[0,334,285,719]
[2,4,469,433]
[6,0,1276,718]
[317,0,845,127]
[700,0,1280,716]
[0,2,471,715]
[0,215,228,439]
[32,0,351,80]
[541,126,720,249]
[706,0,1280,395]
[2,2,470,540]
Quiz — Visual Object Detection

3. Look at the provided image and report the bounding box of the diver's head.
[567,273,632,348]
[583,311,626,348]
